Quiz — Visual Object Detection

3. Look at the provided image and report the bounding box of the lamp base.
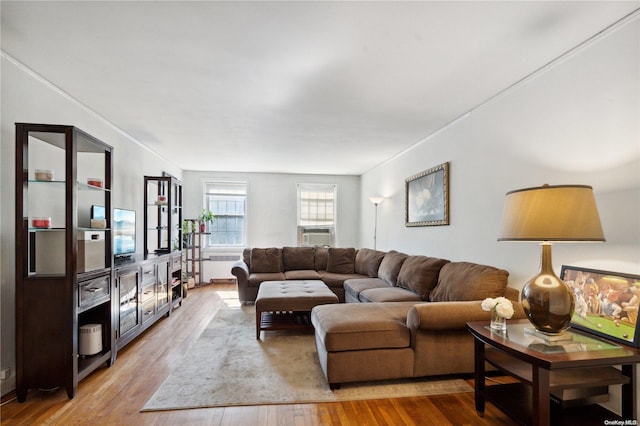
[520,242,575,334]
[524,327,573,342]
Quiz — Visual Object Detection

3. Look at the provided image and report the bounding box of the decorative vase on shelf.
[200,222,206,233]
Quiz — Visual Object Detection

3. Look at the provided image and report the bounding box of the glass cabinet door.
[157,260,169,309]
[144,177,170,254]
[118,269,139,337]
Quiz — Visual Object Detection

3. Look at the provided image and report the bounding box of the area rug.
[142,304,472,411]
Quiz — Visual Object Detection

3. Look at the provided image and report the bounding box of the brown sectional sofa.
[232,246,384,303]
[231,246,526,387]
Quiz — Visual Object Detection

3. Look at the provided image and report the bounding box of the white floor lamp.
[368,196,384,250]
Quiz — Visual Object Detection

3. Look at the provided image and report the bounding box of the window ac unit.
[298,226,335,247]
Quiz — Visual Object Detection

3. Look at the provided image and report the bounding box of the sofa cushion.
[250,248,283,273]
[248,272,286,287]
[284,270,322,280]
[354,248,386,278]
[319,271,367,289]
[282,246,315,271]
[311,303,414,352]
[343,278,389,302]
[377,250,409,286]
[429,262,509,302]
[359,287,423,303]
[396,256,450,300]
[314,246,329,271]
[326,248,356,274]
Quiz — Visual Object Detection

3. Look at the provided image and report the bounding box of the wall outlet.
[0,368,11,380]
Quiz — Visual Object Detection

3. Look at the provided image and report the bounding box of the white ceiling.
[2,1,639,175]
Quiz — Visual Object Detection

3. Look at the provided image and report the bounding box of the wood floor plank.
[0,284,517,425]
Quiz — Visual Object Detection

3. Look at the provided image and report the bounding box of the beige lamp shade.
[368,196,384,205]
[498,184,605,242]
[498,184,605,334]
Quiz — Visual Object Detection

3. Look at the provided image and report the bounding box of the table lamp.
[498,184,605,334]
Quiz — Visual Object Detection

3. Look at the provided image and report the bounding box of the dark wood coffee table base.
[258,311,313,335]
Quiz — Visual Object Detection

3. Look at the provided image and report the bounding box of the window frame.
[202,180,248,249]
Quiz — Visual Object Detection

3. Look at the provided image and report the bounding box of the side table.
[467,319,640,426]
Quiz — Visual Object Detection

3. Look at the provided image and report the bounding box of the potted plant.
[198,209,215,233]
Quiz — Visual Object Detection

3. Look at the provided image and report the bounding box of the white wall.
[360,15,640,414]
[182,171,360,261]
[0,54,182,396]
[360,17,639,286]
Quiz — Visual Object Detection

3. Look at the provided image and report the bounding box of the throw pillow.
[354,248,386,278]
[326,248,356,274]
[377,250,409,286]
[282,246,315,271]
[396,256,450,300]
[429,262,509,302]
[250,248,282,273]
[314,246,329,271]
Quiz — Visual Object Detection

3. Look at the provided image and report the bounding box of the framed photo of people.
[561,265,640,348]
[405,162,449,227]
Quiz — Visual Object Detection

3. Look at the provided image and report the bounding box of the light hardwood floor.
[0,284,516,425]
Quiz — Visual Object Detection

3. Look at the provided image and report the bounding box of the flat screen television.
[113,208,136,258]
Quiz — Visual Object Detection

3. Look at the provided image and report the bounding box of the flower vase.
[490,309,507,331]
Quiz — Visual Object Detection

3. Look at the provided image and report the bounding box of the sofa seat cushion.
[343,278,389,302]
[312,302,415,352]
[319,271,368,289]
[248,272,286,287]
[359,287,423,303]
[429,262,509,302]
[284,270,322,280]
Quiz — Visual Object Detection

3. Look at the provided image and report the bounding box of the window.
[298,184,336,226]
[297,184,336,246]
[203,181,247,247]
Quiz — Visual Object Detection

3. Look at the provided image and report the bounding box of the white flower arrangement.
[481,297,514,319]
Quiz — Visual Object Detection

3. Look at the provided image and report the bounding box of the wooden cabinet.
[14,123,114,401]
[144,174,183,306]
[114,253,182,351]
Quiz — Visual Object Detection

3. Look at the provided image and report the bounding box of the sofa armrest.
[231,260,249,285]
[407,301,527,331]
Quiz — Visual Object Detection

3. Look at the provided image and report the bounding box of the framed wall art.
[405,161,449,227]
[561,265,640,348]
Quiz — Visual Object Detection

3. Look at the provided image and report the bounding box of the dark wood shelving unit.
[143,174,183,307]
[14,123,114,401]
